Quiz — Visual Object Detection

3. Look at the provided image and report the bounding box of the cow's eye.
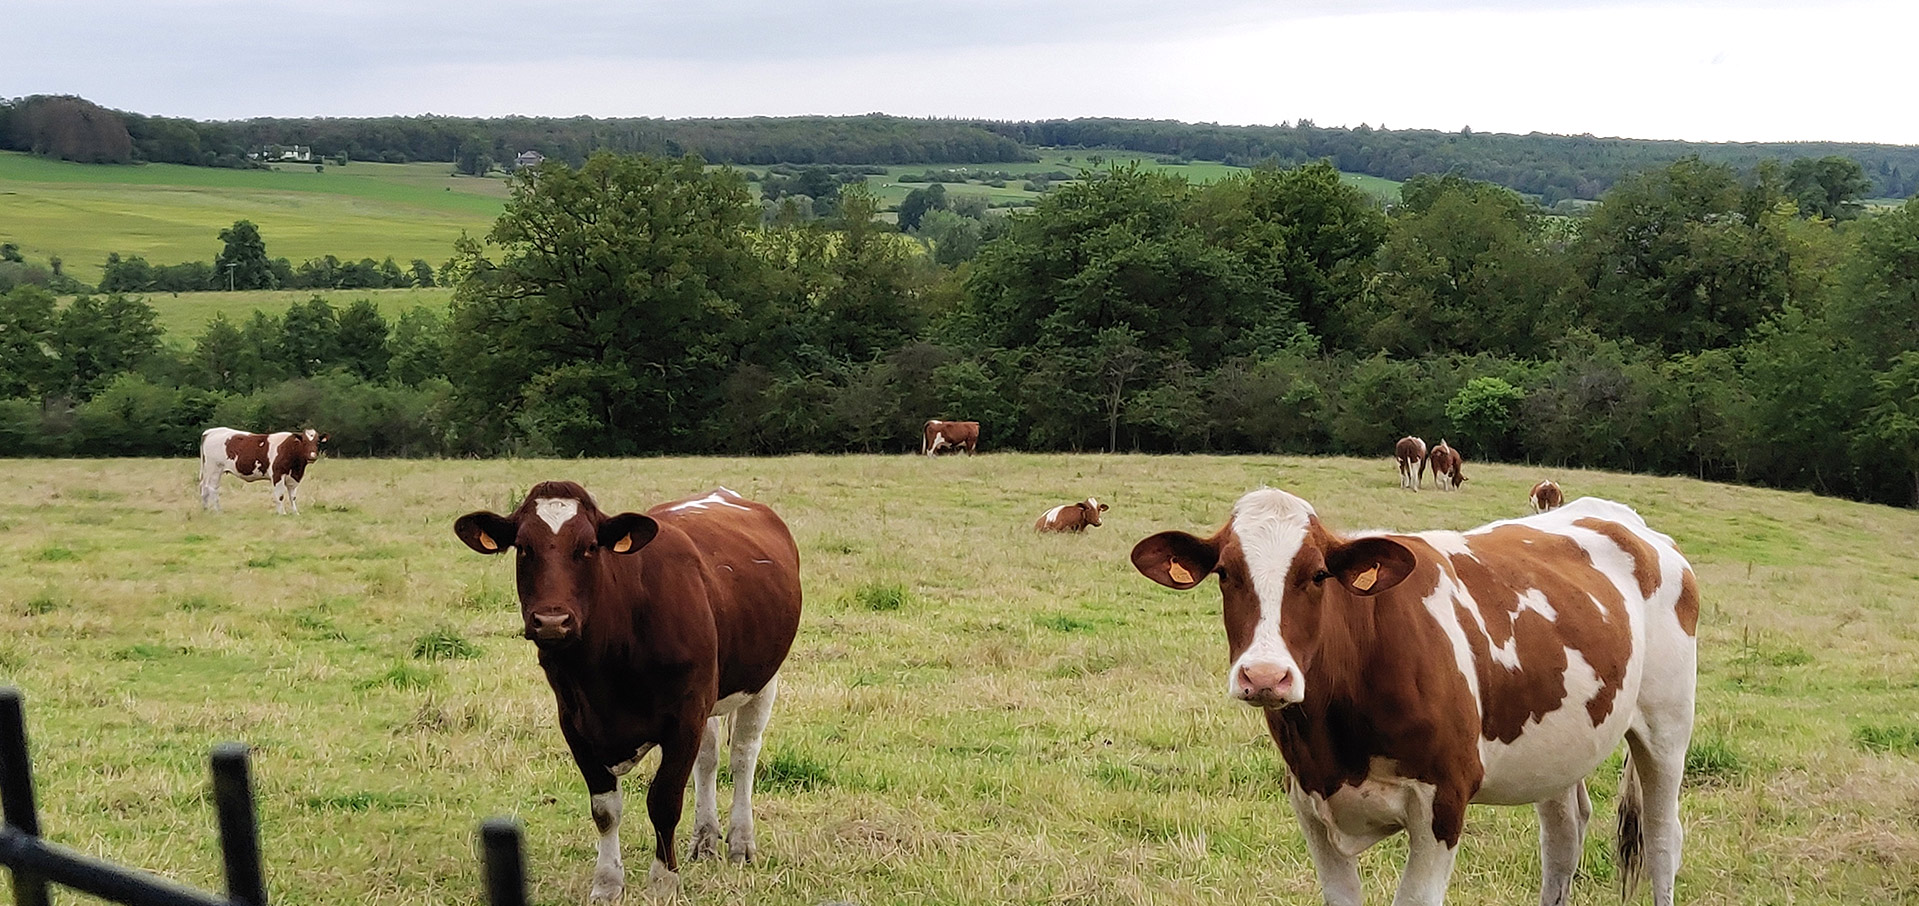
[1312,569,1333,583]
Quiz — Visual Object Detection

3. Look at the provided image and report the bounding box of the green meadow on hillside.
[138,287,455,343]
[0,152,506,283]
[0,454,1912,905]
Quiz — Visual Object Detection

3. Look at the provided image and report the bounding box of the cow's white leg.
[589,789,625,902]
[690,716,723,860]
[271,478,287,515]
[1393,825,1461,906]
[1536,781,1591,906]
[725,676,778,863]
[1625,724,1690,906]
[200,464,222,512]
[1287,781,1362,906]
[286,477,300,514]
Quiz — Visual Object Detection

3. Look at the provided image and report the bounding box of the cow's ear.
[1098,502,1110,512]
[317,433,329,444]
[1132,531,1218,590]
[599,513,659,555]
[1323,536,1417,597]
[454,512,516,555]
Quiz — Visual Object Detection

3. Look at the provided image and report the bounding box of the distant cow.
[922,419,980,456]
[454,483,802,901]
[1035,498,1108,533]
[1426,439,1467,491]
[1531,479,1565,513]
[198,427,327,514]
[1394,436,1428,491]
[1130,488,1698,906]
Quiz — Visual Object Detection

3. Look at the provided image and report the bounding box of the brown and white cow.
[455,483,802,901]
[1530,479,1565,514]
[1395,436,1428,491]
[1132,488,1697,906]
[1035,497,1108,533]
[198,427,327,514]
[1426,439,1467,491]
[922,419,980,456]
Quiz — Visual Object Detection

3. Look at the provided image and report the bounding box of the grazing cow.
[1531,479,1565,514]
[1131,488,1697,906]
[922,419,980,456]
[454,483,803,901]
[1395,436,1428,491]
[198,427,327,514]
[1426,439,1467,491]
[1035,497,1108,533]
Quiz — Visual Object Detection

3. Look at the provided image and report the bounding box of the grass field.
[856,152,1402,211]
[0,151,506,283]
[0,454,1914,905]
[139,287,456,344]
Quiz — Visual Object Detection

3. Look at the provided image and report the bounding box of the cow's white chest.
[1300,760,1436,856]
[534,498,579,533]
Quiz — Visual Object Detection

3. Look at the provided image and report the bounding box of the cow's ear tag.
[1351,564,1378,592]
[611,534,634,553]
[478,531,499,552]
[1168,562,1194,584]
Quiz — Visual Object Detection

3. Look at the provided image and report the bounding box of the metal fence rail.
[0,687,530,906]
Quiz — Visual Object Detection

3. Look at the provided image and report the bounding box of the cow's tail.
[1616,749,1647,903]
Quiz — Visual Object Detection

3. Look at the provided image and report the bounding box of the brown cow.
[198,427,327,514]
[1530,479,1565,513]
[1394,436,1428,491]
[454,483,802,901]
[1426,439,1467,491]
[1035,497,1108,533]
[922,419,980,456]
[1131,488,1698,905]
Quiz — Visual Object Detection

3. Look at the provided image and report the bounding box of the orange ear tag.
[1168,562,1194,584]
[1351,565,1379,591]
[612,535,633,553]
[478,531,498,552]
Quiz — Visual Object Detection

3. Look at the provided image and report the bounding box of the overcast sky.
[9,1,1914,145]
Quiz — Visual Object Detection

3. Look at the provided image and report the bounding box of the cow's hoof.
[644,861,680,900]
[727,832,755,864]
[690,823,722,860]
[587,879,623,903]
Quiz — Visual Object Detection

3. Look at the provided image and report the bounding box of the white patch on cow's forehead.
[1086,497,1100,510]
[1228,489,1317,694]
[534,497,580,533]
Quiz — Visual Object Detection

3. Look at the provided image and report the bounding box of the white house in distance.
[251,144,313,163]
[515,150,546,169]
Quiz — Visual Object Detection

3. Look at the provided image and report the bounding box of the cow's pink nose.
[1235,663,1297,705]
[528,612,574,642]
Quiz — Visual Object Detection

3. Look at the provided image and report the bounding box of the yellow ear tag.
[478,531,498,552]
[1168,562,1194,584]
[612,535,633,553]
[1351,565,1379,592]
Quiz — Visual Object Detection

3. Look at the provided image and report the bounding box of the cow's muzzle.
[526,611,577,645]
[1233,662,1304,709]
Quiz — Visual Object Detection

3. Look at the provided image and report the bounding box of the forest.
[4,148,1919,508]
[5,94,1919,203]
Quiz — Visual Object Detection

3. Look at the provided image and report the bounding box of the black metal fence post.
[0,687,53,906]
[208,744,265,906]
[478,818,528,906]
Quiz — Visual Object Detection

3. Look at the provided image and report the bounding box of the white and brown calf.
[1035,498,1108,533]
[199,427,326,514]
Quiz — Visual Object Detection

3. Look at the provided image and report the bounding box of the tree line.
[6,94,1918,205]
[4,151,1919,507]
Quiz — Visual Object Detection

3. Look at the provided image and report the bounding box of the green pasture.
[0,152,506,283]
[138,287,455,344]
[0,454,1913,904]
[855,151,1403,210]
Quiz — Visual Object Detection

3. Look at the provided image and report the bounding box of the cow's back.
[648,490,803,696]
